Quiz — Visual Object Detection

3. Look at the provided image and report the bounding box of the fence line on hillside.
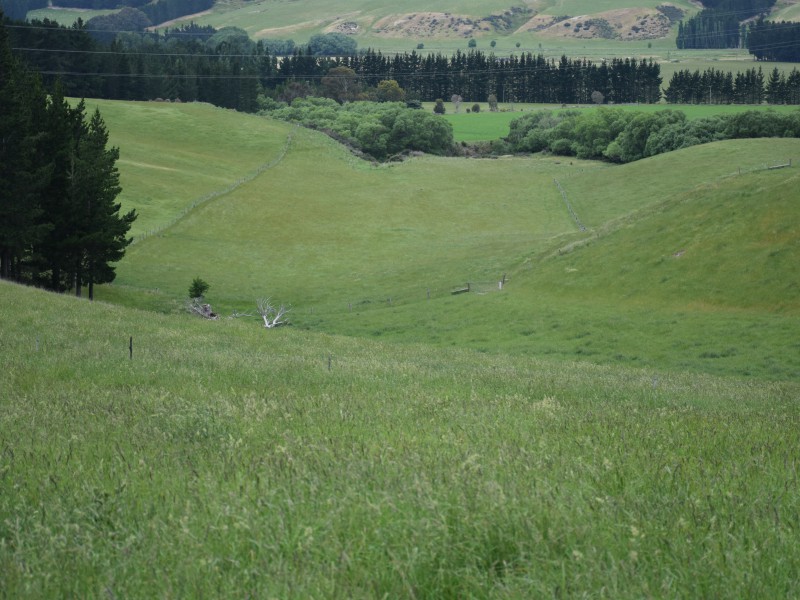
[734,158,794,176]
[130,126,297,246]
[554,178,586,232]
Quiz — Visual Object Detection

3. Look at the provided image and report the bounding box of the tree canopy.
[268,98,454,160]
[507,107,800,163]
[0,19,135,295]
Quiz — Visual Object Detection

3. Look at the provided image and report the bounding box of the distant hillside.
[168,0,700,43]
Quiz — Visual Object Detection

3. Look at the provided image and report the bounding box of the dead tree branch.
[256,298,290,328]
[186,298,219,320]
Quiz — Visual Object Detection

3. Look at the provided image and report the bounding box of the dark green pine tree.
[766,67,786,105]
[0,19,51,281]
[72,108,137,300]
[36,86,87,292]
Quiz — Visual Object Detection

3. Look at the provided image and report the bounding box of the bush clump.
[266,97,454,161]
[507,108,800,163]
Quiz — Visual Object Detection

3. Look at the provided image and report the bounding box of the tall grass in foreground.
[2,281,799,598]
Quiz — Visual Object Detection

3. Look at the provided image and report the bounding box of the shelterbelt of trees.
[0,20,135,297]
[677,0,776,49]
[666,66,800,104]
[4,16,664,110]
[5,12,800,115]
[676,0,800,59]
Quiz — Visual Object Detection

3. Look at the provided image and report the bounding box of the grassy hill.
[3,279,800,597]
[183,0,697,44]
[3,98,800,595]
[86,101,291,238]
[84,99,800,379]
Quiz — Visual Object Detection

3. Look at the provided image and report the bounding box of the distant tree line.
[0,0,44,21]
[291,50,664,105]
[6,17,665,108]
[0,0,212,25]
[676,0,776,49]
[505,107,800,163]
[0,20,135,296]
[747,19,800,62]
[8,12,800,118]
[665,67,800,104]
[7,19,272,111]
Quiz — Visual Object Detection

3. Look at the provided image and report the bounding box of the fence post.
[129,336,133,360]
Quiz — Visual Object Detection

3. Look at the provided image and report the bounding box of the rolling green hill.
[85,101,291,238]
[3,89,800,597]
[75,99,800,379]
[3,276,800,597]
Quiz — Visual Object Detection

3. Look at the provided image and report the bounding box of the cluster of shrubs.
[263,98,454,161]
[505,108,800,163]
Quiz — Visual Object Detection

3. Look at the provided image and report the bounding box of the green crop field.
[3,96,800,597]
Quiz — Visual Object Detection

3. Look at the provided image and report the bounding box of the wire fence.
[130,125,297,245]
[554,178,586,232]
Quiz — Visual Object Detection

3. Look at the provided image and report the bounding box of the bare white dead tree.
[186,297,219,320]
[451,93,463,113]
[256,298,290,328]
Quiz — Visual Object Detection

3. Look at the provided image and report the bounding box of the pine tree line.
[665,66,800,104]
[747,19,800,62]
[676,0,776,49]
[0,20,135,296]
[7,18,664,108]
[331,51,663,105]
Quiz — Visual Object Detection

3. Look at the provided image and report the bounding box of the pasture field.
[441,103,800,141]
[773,1,800,21]
[157,0,696,42]
[80,99,800,380]
[2,280,800,598]
[81,100,291,238]
[3,97,799,596]
[26,6,118,23]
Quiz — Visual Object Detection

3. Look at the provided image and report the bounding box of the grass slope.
[94,98,799,378]
[532,162,800,313]
[83,100,292,238]
[162,0,693,40]
[108,122,580,310]
[2,280,799,597]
